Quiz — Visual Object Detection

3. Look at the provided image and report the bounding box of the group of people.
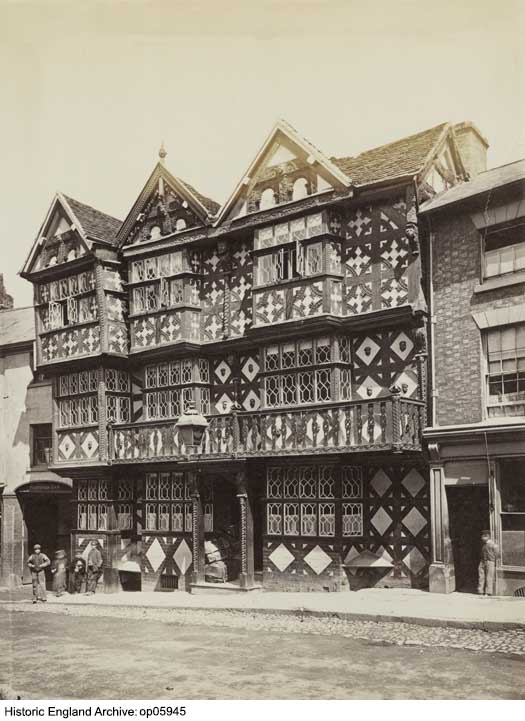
[27,539,104,603]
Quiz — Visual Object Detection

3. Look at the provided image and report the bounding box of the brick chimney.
[0,274,14,310]
[453,121,489,178]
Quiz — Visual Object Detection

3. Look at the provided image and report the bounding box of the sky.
[1,0,524,308]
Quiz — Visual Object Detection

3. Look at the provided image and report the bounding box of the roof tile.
[63,195,122,245]
[333,123,449,186]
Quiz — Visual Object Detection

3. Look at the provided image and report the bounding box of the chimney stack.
[453,121,489,178]
[0,274,14,310]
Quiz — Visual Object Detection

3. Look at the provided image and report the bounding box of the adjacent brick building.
[422,158,525,596]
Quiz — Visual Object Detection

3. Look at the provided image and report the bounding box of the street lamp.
[175,403,209,456]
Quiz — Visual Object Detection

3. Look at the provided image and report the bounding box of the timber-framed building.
[18,120,486,593]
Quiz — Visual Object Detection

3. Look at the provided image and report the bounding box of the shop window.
[499,460,525,567]
[31,424,52,466]
[484,224,525,278]
[486,325,525,416]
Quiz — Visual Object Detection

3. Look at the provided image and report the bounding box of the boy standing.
[478,530,499,596]
[27,544,51,603]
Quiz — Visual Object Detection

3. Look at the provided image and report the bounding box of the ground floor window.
[265,464,363,537]
[144,471,213,533]
[499,459,525,567]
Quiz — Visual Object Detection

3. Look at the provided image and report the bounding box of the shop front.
[426,423,525,596]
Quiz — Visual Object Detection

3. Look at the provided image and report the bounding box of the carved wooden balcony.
[108,395,425,463]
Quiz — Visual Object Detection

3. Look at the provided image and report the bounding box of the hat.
[55,550,66,558]
[33,544,41,550]
[481,530,491,535]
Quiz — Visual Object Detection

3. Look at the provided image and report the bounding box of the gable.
[218,120,351,224]
[122,173,205,246]
[420,132,467,195]
[118,163,219,247]
[26,196,91,274]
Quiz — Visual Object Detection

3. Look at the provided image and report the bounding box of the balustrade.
[108,397,425,463]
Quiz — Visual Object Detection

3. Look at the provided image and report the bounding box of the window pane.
[485,250,499,277]
[499,246,514,274]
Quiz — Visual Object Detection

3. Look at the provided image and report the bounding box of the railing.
[109,395,425,463]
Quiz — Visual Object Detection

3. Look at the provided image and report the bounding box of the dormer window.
[484,224,525,278]
[292,177,309,201]
[260,188,277,210]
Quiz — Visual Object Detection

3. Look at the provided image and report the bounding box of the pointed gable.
[117,162,220,247]
[216,119,351,224]
[22,193,122,275]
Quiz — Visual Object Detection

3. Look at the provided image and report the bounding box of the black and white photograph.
[0,0,524,707]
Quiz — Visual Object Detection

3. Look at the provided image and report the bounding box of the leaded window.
[144,359,210,419]
[263,337,349,408]
[266,465,336,537]
[76,478,112,531]
[37,269,97,331]
[142,471,209,533]
[57,372,98,428]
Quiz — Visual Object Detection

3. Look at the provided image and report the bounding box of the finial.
[159,141,167,164]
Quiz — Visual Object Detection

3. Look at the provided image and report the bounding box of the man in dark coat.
[86,540,103,595]
[27,544,51,603]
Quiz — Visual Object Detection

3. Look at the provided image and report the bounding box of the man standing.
[86,540,103,595]
[27,544,51,603]
[478,530,499,596]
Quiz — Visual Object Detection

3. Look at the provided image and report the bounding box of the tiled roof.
[420,159,525,213]
[176,177,221,216]
[0,306,35,347]
[63,194,122,244]
[333,123,449,186]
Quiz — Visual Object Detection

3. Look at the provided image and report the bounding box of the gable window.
[292,177,309,201]
[484,224,525,278]
[260,188,277,210]
[486,325,525,416]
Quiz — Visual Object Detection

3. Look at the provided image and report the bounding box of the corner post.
[236,470,255,589]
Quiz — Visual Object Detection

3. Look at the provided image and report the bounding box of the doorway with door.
[447,485,490,593]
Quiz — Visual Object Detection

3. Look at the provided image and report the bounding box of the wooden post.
[103,476,121,594]
[189,472,205,584]
[236,470,255,589]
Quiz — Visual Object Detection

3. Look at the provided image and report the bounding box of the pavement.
[1,585,524,630]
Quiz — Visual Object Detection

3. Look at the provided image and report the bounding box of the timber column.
[236,470,256,589]
[189,471,205,584]
[103,477,121,593]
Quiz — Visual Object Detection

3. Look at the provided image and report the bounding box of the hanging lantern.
[175,403,209,452]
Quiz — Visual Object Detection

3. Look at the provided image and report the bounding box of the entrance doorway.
[19,488,72,584]
[447,485,489,592]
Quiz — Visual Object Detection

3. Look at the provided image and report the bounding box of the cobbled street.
[0,602,523,699]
